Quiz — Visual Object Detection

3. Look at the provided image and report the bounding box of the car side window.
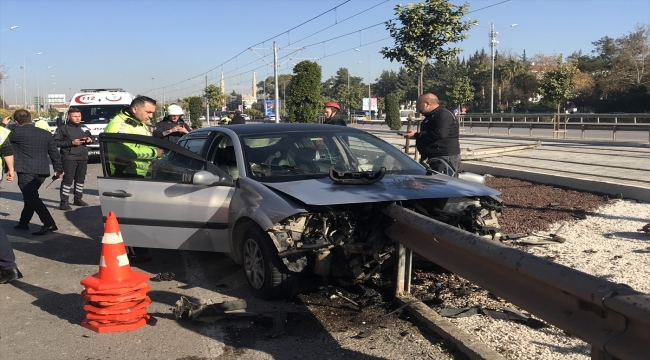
[210,134,239,179]
[102,137,206,182]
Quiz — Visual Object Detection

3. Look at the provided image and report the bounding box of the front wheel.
[242,226,299,300]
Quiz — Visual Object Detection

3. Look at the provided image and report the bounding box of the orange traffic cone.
[80,211,151,333]
[80,212,149,291]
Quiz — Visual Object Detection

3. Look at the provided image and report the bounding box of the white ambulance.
[66,89,135,158]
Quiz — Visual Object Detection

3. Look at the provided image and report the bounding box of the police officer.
[0,119,21,283]
[403,93,461,175]
[104,96,162,262]
[152,104,190,143]
[323,102,346,126]
[53,107,93,210]
[104,96,163,178]
[34,118,51,132]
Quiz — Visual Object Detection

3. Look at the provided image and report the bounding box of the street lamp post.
[22,52,42,109]
[486,22,517,113]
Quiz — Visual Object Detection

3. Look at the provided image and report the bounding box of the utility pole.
[273,41,280,123]
[489,23,498,114]
[205,75,209,124]
[250,43,305,124]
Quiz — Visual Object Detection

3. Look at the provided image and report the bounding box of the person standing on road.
[34,118,51,132]
[104,95,163,178]
[229,110,246,125]
[53,107,92,210]
[9,110,64,236]
[104,96,161,263]
[322,102,347,126]
[402,93,461,175]
[0,121,22,283]
[152,104,190,143]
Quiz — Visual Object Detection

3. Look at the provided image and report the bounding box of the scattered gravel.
[410,177,650,360]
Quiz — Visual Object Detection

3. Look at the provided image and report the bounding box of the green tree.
[538,61,579,114]
[340,85,364,111]
[373,70,399,98]
[47,107,59,119]
[244,108,263,119]
[185,96,204,129]
[257,74,293,100]
[287,61,322,123]
[445,75,473,112]
[203,85,225,109]
[381,0,473,96]
[384,93,401,130]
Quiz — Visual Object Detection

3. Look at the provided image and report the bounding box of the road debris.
[150,272,175,282]
[173,296,305,338]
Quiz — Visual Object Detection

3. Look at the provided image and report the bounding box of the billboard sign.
[265,100,281,116]
[362,98,378,111]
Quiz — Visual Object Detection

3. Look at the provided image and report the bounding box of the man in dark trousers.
[152,104,190,143]
[230,110,246,125]
[9,109,64,235]
[0,118,22,283]
[403,93,461,175]
[53,107,92,210]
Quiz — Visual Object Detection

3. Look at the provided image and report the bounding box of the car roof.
[191,123,365,136]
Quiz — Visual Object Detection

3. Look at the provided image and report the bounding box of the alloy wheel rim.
[244,238,265,289]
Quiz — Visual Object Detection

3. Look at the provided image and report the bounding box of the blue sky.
[0,0,648,105]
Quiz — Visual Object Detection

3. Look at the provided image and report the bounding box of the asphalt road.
[0,163,458,360]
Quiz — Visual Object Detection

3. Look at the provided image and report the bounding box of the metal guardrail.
[463,113,650,124]
[384,203,650,360]
[463,121,650,141]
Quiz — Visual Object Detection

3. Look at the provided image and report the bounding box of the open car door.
[97,133,235,252]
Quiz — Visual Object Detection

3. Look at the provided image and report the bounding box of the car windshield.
[241,130,426,182]
[75,105,124,124]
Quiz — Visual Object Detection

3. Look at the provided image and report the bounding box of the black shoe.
[0,268,23,284]
[14,223,29,230]
[73,199,89,207]
[59,201,72,211]
[32,225,58,236]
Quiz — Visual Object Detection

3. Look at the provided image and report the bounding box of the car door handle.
[102,191,132,198]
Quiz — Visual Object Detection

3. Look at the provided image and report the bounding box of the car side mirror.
[193,171,234,187]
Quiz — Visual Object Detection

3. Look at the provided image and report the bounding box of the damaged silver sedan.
[98,124,502,300]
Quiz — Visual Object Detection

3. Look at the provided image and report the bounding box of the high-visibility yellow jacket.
[34,119,50,132]
[104,109,158,177]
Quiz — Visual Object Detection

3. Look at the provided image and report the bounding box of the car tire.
[242,226,298,300]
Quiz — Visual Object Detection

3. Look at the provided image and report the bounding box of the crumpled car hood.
[262,174,500,206]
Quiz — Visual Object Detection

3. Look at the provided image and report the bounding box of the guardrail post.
[613,126,617,141]
[488,122,492,135]
[394,243,412,296]
[470,122,474,134]
[582,125,585,139]
[508,124,511,136]
[537,116,540,122]
[529,124,533,137]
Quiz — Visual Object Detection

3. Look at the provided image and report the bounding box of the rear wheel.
[242,226,299,300]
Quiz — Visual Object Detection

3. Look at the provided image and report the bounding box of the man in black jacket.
[230,110,246,125]
[53,107,92,210]
[403,93,461,175]
[9,110,64,235]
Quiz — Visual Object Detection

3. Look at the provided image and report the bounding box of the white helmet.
[167,104,183,116]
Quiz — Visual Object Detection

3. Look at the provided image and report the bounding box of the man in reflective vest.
[104,96,161,263]
[104,96,163,177]
[0,118,21,283]
[34,118,51,132]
